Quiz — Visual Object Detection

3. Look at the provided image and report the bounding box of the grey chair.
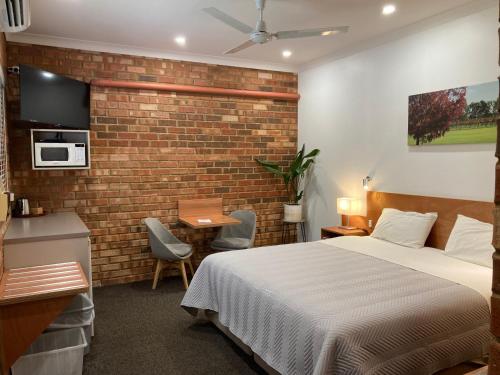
[210,210,257,251]
[144,218,194,290]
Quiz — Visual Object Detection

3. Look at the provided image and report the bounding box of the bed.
[181,192,494,375]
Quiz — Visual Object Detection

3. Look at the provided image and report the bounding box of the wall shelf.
[31,129,91,170]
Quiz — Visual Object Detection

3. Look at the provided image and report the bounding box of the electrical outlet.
[368,219,373,228]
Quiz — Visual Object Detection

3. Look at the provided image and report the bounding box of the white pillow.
[444,215,494,268]
[371,208,437,248]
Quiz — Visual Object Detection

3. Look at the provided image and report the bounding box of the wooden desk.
[179,215,241,229]
[0,262,88,374]
[178,198,241,229]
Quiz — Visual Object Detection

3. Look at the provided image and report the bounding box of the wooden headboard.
[349,191,494,250]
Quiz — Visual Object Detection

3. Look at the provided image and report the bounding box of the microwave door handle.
[35,145,42,166]
[68,146,76,164]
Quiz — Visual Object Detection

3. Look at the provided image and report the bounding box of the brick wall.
[6,42,298,286]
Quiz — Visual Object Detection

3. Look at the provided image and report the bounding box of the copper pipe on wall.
[91,79,300,101]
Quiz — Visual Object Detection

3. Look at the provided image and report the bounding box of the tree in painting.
[465,100,497,119]
[408,88,467,145]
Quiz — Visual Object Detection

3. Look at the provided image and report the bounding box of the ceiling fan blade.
[203,7,254,34]
[275,26,349,39]
[224,40,256,54]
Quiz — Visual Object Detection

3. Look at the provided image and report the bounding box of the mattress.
[181,237,492,375]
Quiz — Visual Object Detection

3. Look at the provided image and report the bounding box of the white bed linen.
[183,238,492,374]
[321,236,492,308]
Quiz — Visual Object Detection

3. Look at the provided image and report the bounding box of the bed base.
[195,309,488,375]
[196,310,279,375]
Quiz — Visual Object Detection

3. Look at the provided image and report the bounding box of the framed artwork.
[408,81,498,146]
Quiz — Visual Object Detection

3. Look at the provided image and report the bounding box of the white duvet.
[322,236,492,308]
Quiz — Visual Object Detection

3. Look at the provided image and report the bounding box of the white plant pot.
[284,203,303,222]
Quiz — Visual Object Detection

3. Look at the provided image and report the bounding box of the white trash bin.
[11,327,87,375]
[47,293,94,354]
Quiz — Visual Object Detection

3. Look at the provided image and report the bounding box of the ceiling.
[7,0,495,71]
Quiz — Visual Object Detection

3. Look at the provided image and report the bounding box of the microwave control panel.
[75,144,86,163]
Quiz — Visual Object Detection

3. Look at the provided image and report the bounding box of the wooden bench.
[0,262,88,374]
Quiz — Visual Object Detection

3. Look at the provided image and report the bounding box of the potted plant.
[256,144,320,222]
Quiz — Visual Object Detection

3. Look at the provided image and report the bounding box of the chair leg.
[179,261,189,290]
[152,259,163,290]
[186,257,195,276]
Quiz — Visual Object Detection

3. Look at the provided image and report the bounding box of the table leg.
[178,261,189,290]
[186,257,195,276]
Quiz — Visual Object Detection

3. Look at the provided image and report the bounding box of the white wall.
[299,6,498,241]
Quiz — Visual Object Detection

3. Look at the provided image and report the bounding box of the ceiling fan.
[203,0,349,54]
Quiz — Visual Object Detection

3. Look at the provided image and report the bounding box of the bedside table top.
[464,366,488,375]
[322,226,368,237]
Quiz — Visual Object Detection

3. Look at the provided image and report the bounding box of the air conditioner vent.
[0,0,30,32]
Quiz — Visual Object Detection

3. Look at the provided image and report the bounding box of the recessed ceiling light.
[382,4,396,15]
[175,36,186,46]
[282,50,292,58]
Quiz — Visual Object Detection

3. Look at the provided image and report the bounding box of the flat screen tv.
[20,65,90,130]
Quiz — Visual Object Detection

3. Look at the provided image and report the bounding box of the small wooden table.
[178,198,241,229]
[321,226,368,239]
[464,366,488,375]
[0,262,88,374]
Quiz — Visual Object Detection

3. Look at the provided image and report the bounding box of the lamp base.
[339,226,357,230]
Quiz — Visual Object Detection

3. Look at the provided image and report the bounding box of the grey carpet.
[83,278,266,375]
[80,278,481,375]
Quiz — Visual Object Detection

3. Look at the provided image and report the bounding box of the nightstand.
[321,226,368,239]
[464,366,488,375]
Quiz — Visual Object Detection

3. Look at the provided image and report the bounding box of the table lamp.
[336,197,363,230]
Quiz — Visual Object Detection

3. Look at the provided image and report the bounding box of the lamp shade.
[336,197,363,216]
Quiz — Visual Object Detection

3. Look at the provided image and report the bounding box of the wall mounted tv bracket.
[7,66,19,75]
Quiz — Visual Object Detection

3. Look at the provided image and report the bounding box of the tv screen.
[20,65,90,130]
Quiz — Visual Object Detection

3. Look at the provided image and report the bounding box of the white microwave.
[33,142,87,168]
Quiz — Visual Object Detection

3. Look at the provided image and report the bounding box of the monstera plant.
[256,144,320,222]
